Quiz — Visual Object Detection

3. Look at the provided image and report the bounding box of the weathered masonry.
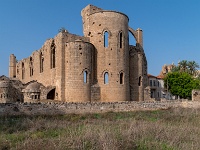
[5,4,148,103]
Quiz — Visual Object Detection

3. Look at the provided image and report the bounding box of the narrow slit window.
[40,52,44,73]
[32,68,33,76]
[30,68,32,76]
[51,49,55,68]
[104,72,109,84]
[84,71,87,83]
[119,32,123,48]
[138,76,141,86]
[22,62,25,79]
[30,57,33,76]
[120,73,124,84]
[104,31,109,47]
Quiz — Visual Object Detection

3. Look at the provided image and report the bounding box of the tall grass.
[0,107,200,150]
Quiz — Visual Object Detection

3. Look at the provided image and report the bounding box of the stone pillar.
[9,54,17,78]
[136,28,143,48]
[138,52,144,101]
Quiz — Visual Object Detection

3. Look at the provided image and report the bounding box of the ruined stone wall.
[81,5,103,37]
[192,89,200,101]
[129,46,139,101]
[0,100,199,116]
[129,46,147,101]
[82,6,130,102]
[16,38,56,87]
[0,81,23,103]
[0,85,11,103]
[138,52,144,101]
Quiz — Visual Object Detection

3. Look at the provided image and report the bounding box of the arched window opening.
[104,72,109,84]
[30,57,33,76]
[22,62,25,79]
[51,49,55,69]
[40,52,44,73]
[104,31,109,47]
[119,32,123,48]
[84,71,88,83]
[120,72,124,84]
[129,31,136,46]
[47,89,56,100]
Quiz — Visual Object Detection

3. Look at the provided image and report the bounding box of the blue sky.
[1,0,200,76]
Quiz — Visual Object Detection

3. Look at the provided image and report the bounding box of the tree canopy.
[171,60,199,76]
[164,72,200,99]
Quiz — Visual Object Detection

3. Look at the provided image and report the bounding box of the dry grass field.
[0,107,200,150]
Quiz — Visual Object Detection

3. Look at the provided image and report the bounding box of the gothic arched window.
[104,31,109,47]
[84,71,88,83]
[104,72,109,84]
[51,42,56,69]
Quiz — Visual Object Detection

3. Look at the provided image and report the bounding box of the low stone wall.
[0,100,200,116]
[192,89,200,101]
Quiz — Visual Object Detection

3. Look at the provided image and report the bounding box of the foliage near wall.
[164,72,200,99]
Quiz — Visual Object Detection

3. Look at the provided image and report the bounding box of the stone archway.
[40,86,56,100]
[128,27,143,48]
[47,88,56,100]
[128,27,138,43]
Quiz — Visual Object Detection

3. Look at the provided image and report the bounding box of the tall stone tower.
[82,5,130,101]
[64,40,95,102]
[9,54,17,78]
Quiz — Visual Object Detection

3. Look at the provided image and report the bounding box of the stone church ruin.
[1,5,148,103]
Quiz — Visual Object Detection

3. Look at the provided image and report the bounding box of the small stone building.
[22,82,42,102]
[0,76,23,103]
[8,5,148,102]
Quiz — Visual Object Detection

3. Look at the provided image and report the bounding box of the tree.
[172,60,199,76]
[171,65,180,72]
[178,60,188,72]
[187,61,199,76]
[164,72,200,99]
